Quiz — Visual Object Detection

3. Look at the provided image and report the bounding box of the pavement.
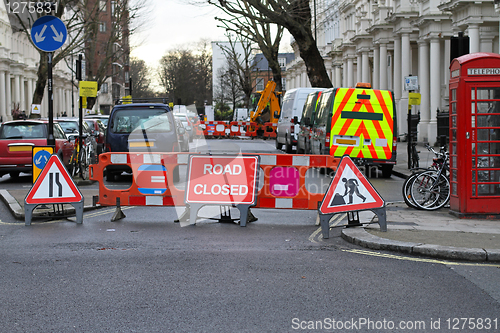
[1,141,499,262]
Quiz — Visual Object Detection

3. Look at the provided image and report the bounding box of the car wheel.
[105,169,116,182]
[381,164,393,178]
[285,135,293,154]
[275,138,283,150]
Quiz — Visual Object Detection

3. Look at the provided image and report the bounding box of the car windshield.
[0,123,45,139]
[58,121,79,133]
[99,118,109,127]
[113,109,172,134]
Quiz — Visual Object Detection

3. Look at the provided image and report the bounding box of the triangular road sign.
[25,155,83,204]
[319,156,384,214]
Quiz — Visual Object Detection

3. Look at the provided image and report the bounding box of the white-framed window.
[99,22,106,32]
[256,78,264,91]
[282,78,286,91]
[101,82,108,94]
[100,0,106,11]
[111,1,116,15]
[278,57,287,68]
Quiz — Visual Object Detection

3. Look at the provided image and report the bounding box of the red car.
[0,120,74,179]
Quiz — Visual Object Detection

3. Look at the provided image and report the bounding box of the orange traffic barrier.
[202,121,228,137]
[229,121,244,137]
[263,122,278,138]
[243,122,258,137]
[89,152,190,207]
[254,154,340,209]
[90,152,340,212]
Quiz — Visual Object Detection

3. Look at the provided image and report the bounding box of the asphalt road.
[0,139,499,332]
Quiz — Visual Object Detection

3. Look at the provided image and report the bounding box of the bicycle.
[69,134,95,180]
[402,144,449,210]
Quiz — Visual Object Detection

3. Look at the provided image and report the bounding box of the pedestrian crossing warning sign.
[319,156,384,214]
[25,154,82,205]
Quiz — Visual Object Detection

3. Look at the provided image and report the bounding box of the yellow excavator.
[249,80,281,125]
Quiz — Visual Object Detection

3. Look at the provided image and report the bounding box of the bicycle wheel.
[402,172,421,209]
[79,146,90,180]
[69,148,79,177]
[410,171,450,210]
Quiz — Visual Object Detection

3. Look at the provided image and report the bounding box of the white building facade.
[286,0,500,143]
[0,2,76,122]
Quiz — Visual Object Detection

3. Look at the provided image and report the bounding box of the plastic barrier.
[229,121,245,137]
[90,152,340,212]
[254,154,340,209]
[194,121,281,139]
[243,122,258,137]
[90,152,189,207]
[202,121,228,137]
[263,122,278,138]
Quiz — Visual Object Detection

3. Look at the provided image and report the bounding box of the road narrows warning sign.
[319,156,384,214]
[25,155,82,204]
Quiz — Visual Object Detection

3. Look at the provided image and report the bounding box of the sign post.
[30,15,67,146]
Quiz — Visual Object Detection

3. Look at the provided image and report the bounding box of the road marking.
[343,248,500,267]
[308,213,346,243]
[0,206,135,225]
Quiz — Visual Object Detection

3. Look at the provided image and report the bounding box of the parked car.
[276,87,326,153]
[174,113,194,142]
[0,120,74,178]
[175,118,190,152]
[297,90,326,154]
[104,103,180,180]
[85,114,109,128]
[84,118,106,155]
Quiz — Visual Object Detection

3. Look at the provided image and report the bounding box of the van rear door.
[329,88,395,161]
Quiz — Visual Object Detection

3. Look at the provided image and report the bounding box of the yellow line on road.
[309,214,346,243]
[343,248,500,267]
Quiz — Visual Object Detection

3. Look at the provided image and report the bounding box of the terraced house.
[0,1,75,121]
[286,0,500,144]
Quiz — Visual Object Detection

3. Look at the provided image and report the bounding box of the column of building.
[373,45,380,89]
[0,65,7,122]
[392,36,402,134]
[379,41,388,90]
[417,39,430,142]
[428,38,440,142]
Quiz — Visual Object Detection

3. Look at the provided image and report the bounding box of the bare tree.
[212,1,285,92]
[209,0,332,88]
[217,33,256,110]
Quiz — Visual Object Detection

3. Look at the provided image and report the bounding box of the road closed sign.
[185,155,259,205]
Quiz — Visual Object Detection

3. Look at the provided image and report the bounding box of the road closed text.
[193,184,248,196]
[185,155,259,205]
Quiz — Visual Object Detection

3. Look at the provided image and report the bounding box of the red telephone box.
[449,52,500,217]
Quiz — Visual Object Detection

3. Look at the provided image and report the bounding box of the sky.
[130,0,227,67]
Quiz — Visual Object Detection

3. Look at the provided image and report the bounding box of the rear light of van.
[290,125,294,134]
[325,133,330,148]
[105,143,111,152]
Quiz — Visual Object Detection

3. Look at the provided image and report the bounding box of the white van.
[276,87,326,153]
